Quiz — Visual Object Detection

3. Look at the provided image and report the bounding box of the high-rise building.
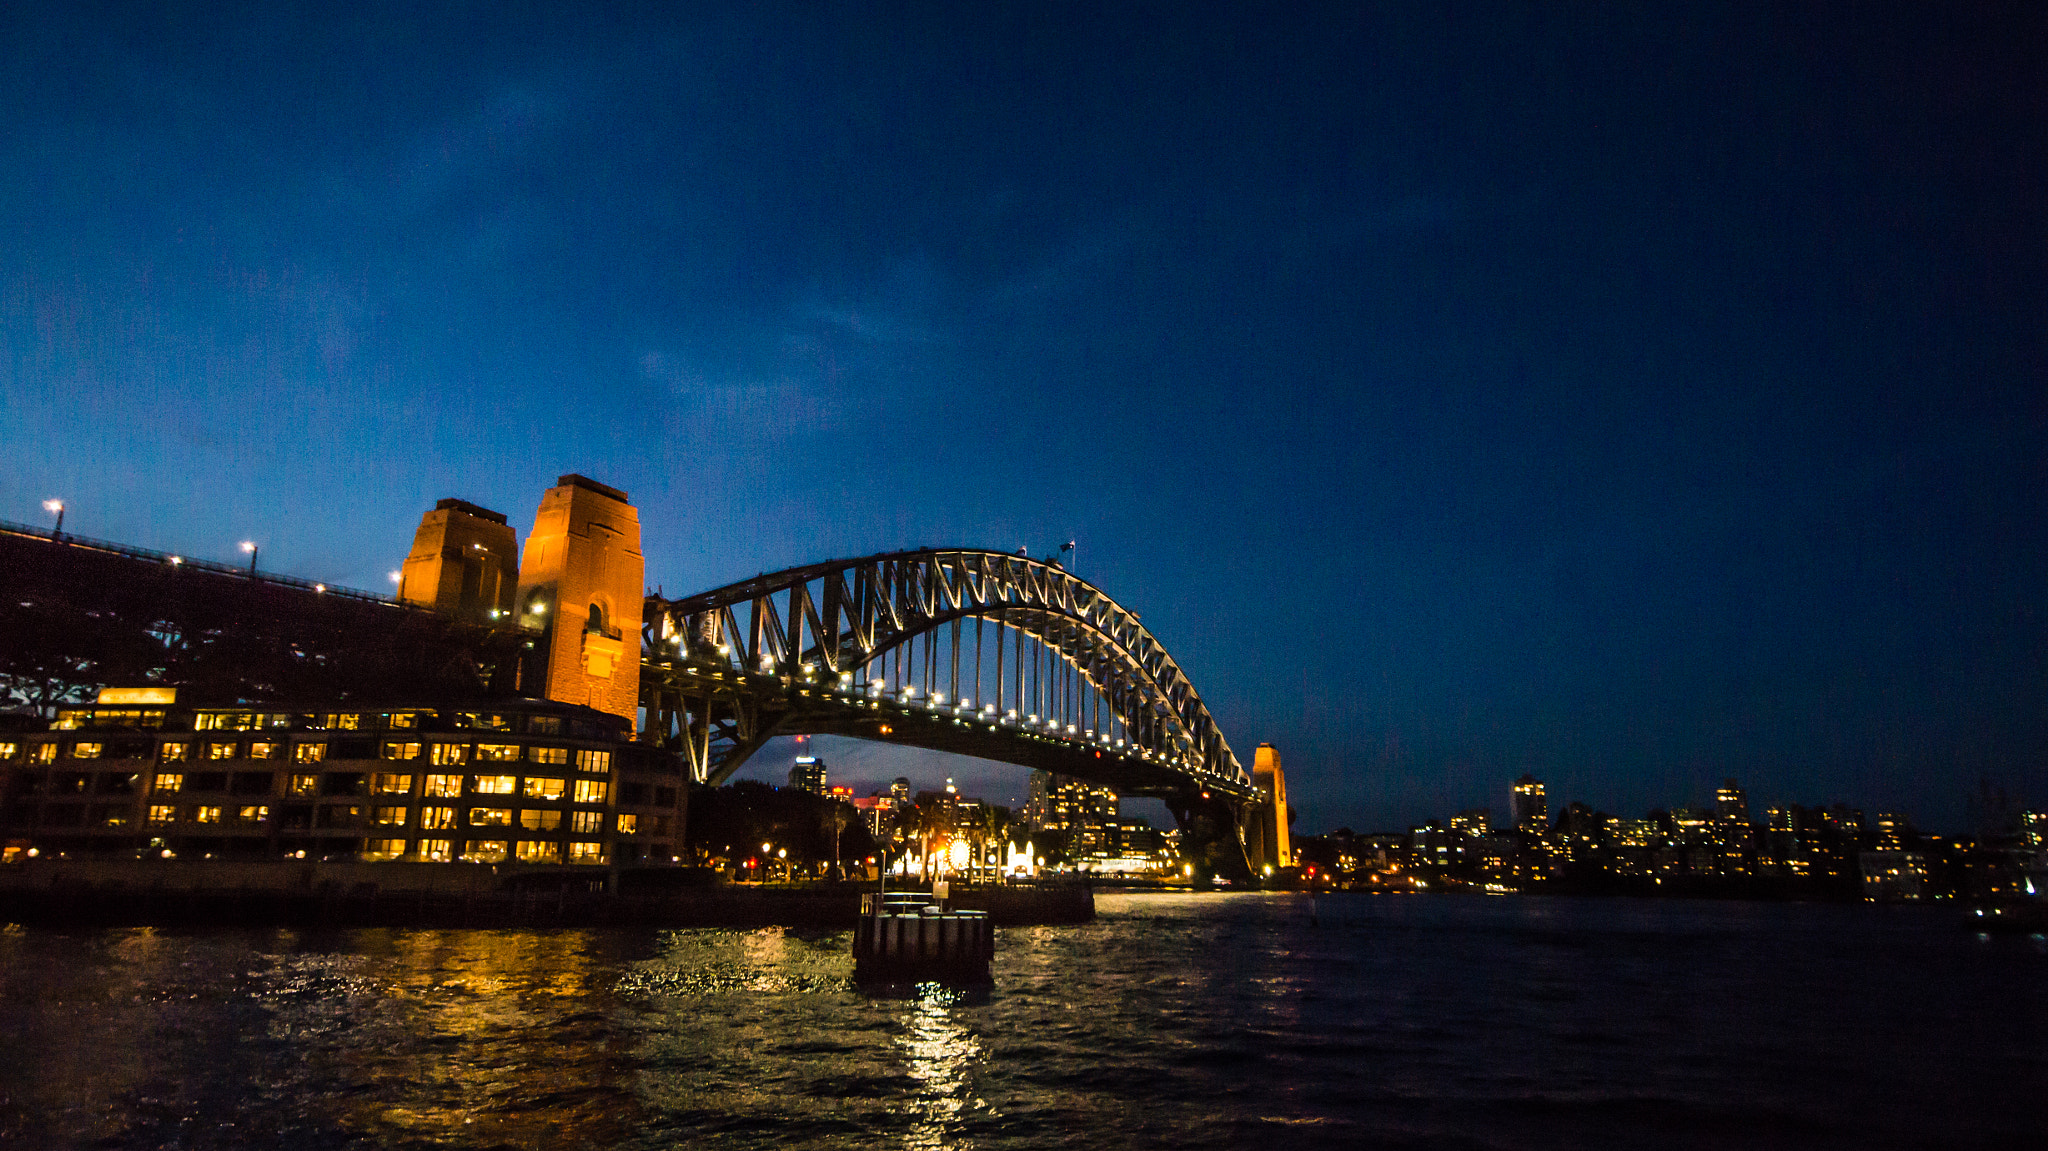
[1715,779,1750,823]
[789,755,828,795]
[1023,769,1117,834]
[1510,774,1547,830]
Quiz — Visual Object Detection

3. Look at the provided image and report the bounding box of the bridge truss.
[640,549,1252,803]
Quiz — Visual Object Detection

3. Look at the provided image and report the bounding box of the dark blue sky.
[5,3,2045,831]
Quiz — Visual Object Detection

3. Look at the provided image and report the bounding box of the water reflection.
[898,983,985,1150]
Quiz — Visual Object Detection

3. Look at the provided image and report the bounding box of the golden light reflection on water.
[899,983,986,1150]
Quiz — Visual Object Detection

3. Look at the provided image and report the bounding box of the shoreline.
[0,860,1095,930]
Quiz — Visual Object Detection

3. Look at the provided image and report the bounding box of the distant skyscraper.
[789,755,827,794]
[1716,779,1750,823]
[1511,774,1547,830]
[890,777,912,805]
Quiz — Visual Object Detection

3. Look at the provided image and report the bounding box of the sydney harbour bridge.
[0,480,1283,876]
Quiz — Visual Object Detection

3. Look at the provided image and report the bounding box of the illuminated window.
[237,805,268,822]
[248,742,279,760]
[473,774,516,795]
[476,744,521,762]
[522,777,566,801]
[319,713,361,731]
[617,814,639,835]
[363,839,407,861]
[420,806,457,830]
[422,774,463,798]
[530,747,568,765]
[570,811,604,835]
[0,742,16,760]
[430,743,468,766]
[419,838,453,861]
[102,810,130,827]
[374,806,409,826]
[457,712,509,730]
[288,774,319,796]
[193,806,222,824]
[160,742,190,762]
[30,743,57,764]
[461,840,508,863]
[567,842,605,865]
[155,773,184,793]
[147,804,176,825]
[573,780,608,805]
[194,713,223,731]
[518,809,562,831]
[516,840,560,863]
[208,742,238,760]
[469,807,513,827]
[72,742,103,759]
[576,749,610,773]
[295,742,327,763]
[528,715,562,735]
[387,712,420,730]
[371,773,413,795]
[382,742,421,761]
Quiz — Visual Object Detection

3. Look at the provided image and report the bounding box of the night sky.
[5,4,2045,832]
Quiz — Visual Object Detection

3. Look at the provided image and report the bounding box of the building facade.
[0,689,687,868]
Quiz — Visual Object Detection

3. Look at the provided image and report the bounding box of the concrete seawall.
[0,861,1095,929]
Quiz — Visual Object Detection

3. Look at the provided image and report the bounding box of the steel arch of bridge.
[639,549,1249,797]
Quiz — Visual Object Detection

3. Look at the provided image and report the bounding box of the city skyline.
[6,5,2047,831]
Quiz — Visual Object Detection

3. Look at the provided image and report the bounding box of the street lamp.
[240,540,259,575]
[42,499,64,538]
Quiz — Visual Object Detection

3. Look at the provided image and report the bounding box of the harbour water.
[0,892,2039,1149]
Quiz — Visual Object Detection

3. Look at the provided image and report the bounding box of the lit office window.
[147,805,176,825]
[518,809,562,831]
[617,814,639,835]
[363,839,407,860]
[418,839,452,861]
[374,806,409,826]
[72,743,103,759]
[473,775,516,795]
[420,806,456,830]
[382,742,422,761]
[422,774,462,798]
[372,773,413,795]
[576,750,611,773]
[193,806,222,824]
[295,743,327,763]
[155,773,184,793]
[249,742,279,760]
[476,744,521,762]
[567,842,605,865]
[522,777,566,801]
[288,774,319,796]
[430,743,468,766]
[573,780,608,805]
[516,841,561,863]
[462,840,508,863]
[237,805,268,823]
[468,808,514,827]
[160,743,190,762]
[570,811,604,835]
[530,747,568,765]
[208,742,238,760]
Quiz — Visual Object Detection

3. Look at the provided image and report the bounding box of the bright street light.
[42,499,64,537]
[240,540,259,575]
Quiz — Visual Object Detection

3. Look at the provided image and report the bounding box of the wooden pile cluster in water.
[852,891,993,982]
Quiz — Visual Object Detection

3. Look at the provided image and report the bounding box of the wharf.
[0,860,1095,930]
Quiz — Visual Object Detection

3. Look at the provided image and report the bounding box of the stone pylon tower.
[515,475,644,726]
[397,499,520,623]
[1251,743,1293,870]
